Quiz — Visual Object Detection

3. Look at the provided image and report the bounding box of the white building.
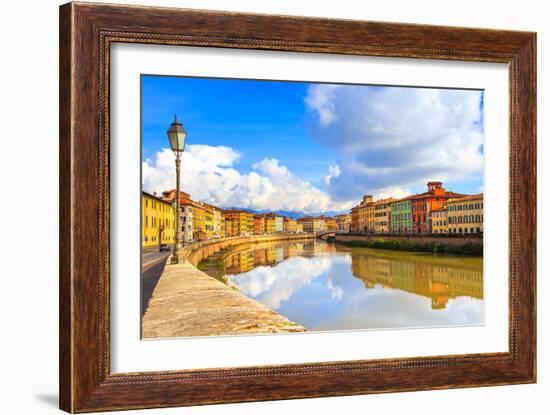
[274,215,283,233]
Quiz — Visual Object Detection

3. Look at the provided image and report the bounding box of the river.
[198,239,483,332]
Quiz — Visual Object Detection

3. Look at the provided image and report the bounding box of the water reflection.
[201,240,483,331]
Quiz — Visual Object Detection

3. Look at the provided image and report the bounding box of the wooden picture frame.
[59,2,536,412]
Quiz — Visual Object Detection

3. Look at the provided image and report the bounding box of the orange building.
[253,214,266,235]
[410,182,465,234]
[223,210,254,236]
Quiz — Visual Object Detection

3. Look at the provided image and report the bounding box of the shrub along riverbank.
[337,238,483,256]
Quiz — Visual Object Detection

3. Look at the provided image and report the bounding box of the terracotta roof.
[222,209,253,215]
[142,191,173,206]
[448,193,484,203]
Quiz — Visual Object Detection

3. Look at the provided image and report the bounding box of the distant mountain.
[222,207,349,219]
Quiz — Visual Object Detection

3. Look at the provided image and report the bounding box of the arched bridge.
[316,230,336,241]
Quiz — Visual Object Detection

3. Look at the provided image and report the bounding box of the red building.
[410,182,465,234]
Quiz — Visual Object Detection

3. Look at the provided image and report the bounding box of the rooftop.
[142,191,173,207]
[448,193,484,203]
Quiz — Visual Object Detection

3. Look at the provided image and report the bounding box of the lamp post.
[167,115,187,264]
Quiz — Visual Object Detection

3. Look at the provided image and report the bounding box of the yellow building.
[297,217,326,233]
[142,191,175,250]
[373,199,393,234]
[335,214,351,233]
[203,203,222,238]
[431,207,448,234]
[351,195,374,233]
[447,194,484,234]
[351,195,396,234]
[265,216,276,234]
[203,204,214,240]
[283,217,299,233]
[321,216,338,231]
[223,210,254,236]
[191,202,207,241]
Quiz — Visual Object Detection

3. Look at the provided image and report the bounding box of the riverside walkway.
[142,260,306,339]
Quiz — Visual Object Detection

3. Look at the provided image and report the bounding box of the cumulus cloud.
[142,145,351,213]
[306,85,484,200]
[228,256,335,309]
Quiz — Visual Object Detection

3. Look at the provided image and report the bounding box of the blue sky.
[142,76,334,184]
[142,75,484,215]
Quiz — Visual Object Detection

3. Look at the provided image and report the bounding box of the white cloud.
[324,164,341,186]
[142,145,351,213]
[306,85,484,200]
[228,256,334,309]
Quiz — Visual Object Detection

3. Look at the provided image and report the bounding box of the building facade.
[390,198,412,234]
[283,217,299,233]
[264,213,284,233]
[142,191,175,250]
[180,202,194,243]
[351,195,374,233]
[373,199,393,234]
[191,202,207,241]
[204,204,222,238]
[447,194,484,234]
[203,204,214,240]
[223,210,254,236]
[298,217,326,233]
[431,207,448,234]
[265,216,276,234]
[253,215,266,235]
[161,189,193,243]
[410,182,464,234]
[335,213,351,233]
[321,216,338,231]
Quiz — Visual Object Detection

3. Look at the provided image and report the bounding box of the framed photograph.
[59,2,536,412]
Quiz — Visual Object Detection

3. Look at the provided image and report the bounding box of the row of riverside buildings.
[351,181,483,235]
[141,180,482,250]
[141,189,353,250]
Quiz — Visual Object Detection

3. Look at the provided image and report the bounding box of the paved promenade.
[142,260,306,338]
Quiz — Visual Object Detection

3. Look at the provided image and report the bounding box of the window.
[470,215,474,223]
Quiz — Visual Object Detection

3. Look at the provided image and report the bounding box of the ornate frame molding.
[60,2,536,412]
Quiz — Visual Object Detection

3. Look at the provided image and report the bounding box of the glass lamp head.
[167,115,187,155]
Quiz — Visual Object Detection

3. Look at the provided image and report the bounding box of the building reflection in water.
[222,241,482,312]
[223,241,315,275]
[350,252,482,310]
[207,240,483,330]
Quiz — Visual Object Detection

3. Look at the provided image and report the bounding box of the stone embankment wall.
[142,234,314,338]
[182,233,315,266]
[142,262,306,338]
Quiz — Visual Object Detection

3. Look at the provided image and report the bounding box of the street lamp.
[167,114,187,264]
